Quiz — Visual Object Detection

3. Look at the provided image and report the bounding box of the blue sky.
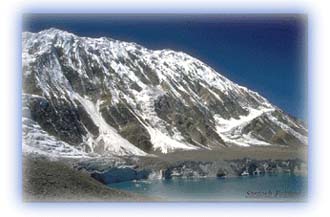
[23,14,307,119]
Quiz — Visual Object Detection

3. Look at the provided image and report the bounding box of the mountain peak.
[22,28,307,157]
[38,27,74,36]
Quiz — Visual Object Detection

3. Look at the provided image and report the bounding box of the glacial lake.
[108,174,307,201]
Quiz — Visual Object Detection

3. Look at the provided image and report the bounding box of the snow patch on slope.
[74,94,147,156]
[267,115,308,145]
[133,87,198,153]
[214,107,275,133]
[146,127,198,153]
[214,107,275,146]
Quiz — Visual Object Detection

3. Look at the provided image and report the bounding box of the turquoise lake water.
[108,174,307,201]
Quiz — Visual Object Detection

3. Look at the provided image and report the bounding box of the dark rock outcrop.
[216,168,228,178]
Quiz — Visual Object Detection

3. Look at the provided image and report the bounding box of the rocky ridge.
[22,28,307,157]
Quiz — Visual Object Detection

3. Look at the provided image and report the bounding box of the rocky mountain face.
[22,28,307,157]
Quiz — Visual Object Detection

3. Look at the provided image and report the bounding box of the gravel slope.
[23,155,156,202]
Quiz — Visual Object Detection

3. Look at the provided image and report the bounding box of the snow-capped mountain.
[22,28,308,157]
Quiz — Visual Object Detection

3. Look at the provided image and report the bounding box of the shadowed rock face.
[28,95,87,146]
[22,28,307,156]
[154,94,225,148]
[242,110,308,146]
[100,103,153,152]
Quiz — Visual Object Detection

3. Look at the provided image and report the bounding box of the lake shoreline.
[23,146,307,202]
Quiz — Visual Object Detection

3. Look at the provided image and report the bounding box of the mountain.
[22,28,307,158]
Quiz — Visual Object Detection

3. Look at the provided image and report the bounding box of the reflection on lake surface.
[108,174,307,201]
